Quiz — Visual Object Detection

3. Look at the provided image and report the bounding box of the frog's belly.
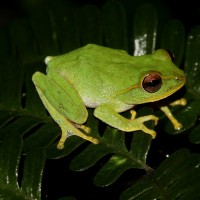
[82,95,135,113]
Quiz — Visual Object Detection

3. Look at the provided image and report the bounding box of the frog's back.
[47,44,132,68]
[46,44,145,107]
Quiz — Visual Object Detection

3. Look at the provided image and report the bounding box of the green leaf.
[189,124,200,144]
[160,20,185,66]
[185,25,200,97]
[46,136,84,159]
[0,28,12,57]
[130,131,152,163]
[102,0,128,50]
[0,117,45,199]
[21,149,46,199]
[47,1,80,52]
[70,107,154,187]
[120,149,200,199]
[0,8,57,199]
[164,100,199,134]
[30,5,58,55]
[0,0,200,198]
[133,3,157,55]
[0,58,22,108]
[9,19,36,58]
[77,5,103,45]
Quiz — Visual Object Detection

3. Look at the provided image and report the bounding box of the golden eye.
[142,73,162,93]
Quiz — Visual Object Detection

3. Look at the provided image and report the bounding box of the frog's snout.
[175,75,186,85]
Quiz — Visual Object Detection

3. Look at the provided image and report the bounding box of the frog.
[32,44,186,149]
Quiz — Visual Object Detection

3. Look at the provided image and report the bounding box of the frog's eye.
[142,73,162,93]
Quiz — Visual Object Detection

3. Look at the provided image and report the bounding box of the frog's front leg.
[94,104,159,138]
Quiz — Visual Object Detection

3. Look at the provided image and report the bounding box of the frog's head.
[124,49,186,104]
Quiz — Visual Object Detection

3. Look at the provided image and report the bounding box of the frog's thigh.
[94,104,158,138]
[33,71,87,124]
[32,72,99,149]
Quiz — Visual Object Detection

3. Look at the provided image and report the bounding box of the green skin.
[32,44,186,149]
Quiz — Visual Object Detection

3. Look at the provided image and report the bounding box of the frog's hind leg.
[44,96,99,149]
[32,72,99,149]
[57,119,99,150]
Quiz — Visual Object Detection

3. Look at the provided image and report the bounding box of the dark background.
[0,0,199,199]
[0,0,200,31]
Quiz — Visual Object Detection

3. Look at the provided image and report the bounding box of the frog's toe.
[57,142,65,150]
[76,124,91,133]
[174,122,182,130]
[139,123,157,139]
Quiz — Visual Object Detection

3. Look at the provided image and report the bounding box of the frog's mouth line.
[162,74,186,82]
[149,75,186,102]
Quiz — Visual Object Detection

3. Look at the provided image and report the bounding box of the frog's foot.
[129,114,158,139]
[57,125,99,150]
[57,130,70,150]
[130,110,158,125]
[160,106,182,130]
[134,115,158,139]
[130,110,137,120]
[170,98,187,107]
[75,124,91,133]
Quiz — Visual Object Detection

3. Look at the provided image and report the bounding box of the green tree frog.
[32,44,186,149]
